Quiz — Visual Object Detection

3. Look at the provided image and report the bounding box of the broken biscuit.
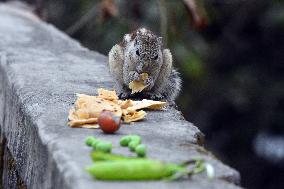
[129,73,148,94]
[68,108,99,127]
[123,110,147,123]
[68,89,166,128]
[97,88,119,101]
[75,94,122,118]
[127,99,167,112]
[117,99,133,109]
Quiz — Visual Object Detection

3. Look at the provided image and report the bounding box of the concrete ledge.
[0,3,241,189]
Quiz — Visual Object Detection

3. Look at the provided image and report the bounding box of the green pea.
[91,140,102,150]
[135,144,146,157]
[96,142,112,153]
[129,135,141,143]
[120,135,141,150]
[85,136,96,147]
[129,140,140,152]
[119,136,131,146]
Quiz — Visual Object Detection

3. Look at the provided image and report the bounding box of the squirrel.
[108,28,181,102]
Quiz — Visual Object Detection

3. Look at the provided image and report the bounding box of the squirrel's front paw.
[118,92,131,99]
[144,77,154,89]
[143,92,165,101]
[129,71,140,82]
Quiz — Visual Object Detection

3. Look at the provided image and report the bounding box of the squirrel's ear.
[123,34,131,43]
[157,37,163,46]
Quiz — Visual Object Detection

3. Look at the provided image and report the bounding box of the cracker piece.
[123,110,146,123]
[68,108,98,127]
[129,73,148,94]
[121,109,129,116]
[118,99,133,109]
[127,99,167,111]
[68,93,122,128]
[80,124,99,129]
[68,118,98,127]
[75,94,122,117]
[129,81,146,94]
[140,73,148,80]
[68,108,78,121]
[97,88,118,101]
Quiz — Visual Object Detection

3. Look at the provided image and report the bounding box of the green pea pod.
[91,151,139,162]
[86,159,185,180]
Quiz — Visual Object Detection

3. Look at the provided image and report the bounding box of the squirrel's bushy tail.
[163,68,182,102]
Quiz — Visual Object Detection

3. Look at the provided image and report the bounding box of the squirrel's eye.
[136,50,140,56]
[154,54,158,60]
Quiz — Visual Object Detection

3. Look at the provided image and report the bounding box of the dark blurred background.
[4,0,284,188]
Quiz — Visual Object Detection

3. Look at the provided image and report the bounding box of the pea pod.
[86,159,185,180]
[91,151,139,162]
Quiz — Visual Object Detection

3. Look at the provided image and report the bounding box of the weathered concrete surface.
[0,2,242,189]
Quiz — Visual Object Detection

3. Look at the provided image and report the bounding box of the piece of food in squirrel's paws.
[139,73,149,80]
[129,81,146,94]
[129,73,148,94]
[98,111,121,134]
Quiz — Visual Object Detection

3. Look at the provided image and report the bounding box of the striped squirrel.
[108,28,181,102]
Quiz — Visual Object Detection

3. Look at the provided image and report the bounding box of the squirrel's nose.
[136,64,143,73]
[136,61,149,73]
